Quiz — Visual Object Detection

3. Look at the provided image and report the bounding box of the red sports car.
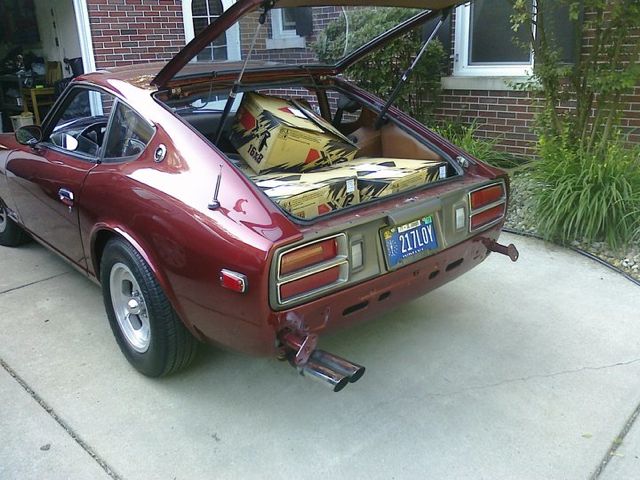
[0,0,517,392]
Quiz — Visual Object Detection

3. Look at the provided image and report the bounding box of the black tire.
[0,201,29,247]
[100,237,198,377]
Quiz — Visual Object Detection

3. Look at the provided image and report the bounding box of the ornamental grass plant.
[432,121,526,169]
[510,0,640,249]
[532,133,640,248]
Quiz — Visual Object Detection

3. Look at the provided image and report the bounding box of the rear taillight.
[469,181,507,232]
[277,234,348,305]
[470,183,504,210]
[280,238,338,275]
[470,204,506,230]
[279,266,341,301]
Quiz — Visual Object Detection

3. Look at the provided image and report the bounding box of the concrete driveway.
[1,232,639,480]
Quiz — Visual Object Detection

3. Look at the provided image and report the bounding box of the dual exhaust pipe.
[279,330,365,392]
[298,349,365,393]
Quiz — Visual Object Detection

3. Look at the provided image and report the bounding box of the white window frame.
[181,0,241,61]
[453,3,534,77]
[71,0,96,73]
[266,8,305,50]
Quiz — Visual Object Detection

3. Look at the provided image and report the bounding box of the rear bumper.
[193,224,502,357]
[272,224,502,336]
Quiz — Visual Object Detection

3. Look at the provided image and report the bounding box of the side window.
[103,102,154,161]
[47,88,114,158]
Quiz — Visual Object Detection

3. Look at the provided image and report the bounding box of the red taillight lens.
[470,204,506,230]
[279,266,341,300]
[280,238,338,275]
[470,184,505,210]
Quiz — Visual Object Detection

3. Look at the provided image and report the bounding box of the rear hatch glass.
[174,7,422,80]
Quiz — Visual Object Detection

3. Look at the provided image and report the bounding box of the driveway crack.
[425,358,640,398]
[0,357,123,480]
[0,271,72,296]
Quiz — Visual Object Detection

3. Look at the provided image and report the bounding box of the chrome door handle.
[58,188,74,207]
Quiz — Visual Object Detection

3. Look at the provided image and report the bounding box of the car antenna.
[208,164,223,210]
[212,1,273,146]
[373,8,451,130]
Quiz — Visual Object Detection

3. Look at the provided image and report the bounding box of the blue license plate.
[382,216,438,268]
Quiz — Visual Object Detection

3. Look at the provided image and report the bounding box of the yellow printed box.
[229,93,358,175]
[321,157,448,201]
[252,167,360,219]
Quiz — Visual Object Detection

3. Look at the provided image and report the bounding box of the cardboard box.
[229,93,358,175]
[321,157,448,201]
[252,167,360,219]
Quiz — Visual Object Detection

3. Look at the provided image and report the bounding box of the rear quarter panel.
[78,81,302,355]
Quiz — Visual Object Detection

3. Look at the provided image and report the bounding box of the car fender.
[87,223,195,335]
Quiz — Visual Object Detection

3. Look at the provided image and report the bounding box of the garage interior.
[0,0,85,132]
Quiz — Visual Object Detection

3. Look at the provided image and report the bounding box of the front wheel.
[0,201,29,247]
[100,238,198,377]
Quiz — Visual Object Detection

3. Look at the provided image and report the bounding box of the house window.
[453,0,533,77]
[181,0,241,62]
[191,0,228,61]
[266,8,306,50]
[280,8,297,32]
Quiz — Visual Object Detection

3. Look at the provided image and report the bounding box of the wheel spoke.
[109,262,151,353]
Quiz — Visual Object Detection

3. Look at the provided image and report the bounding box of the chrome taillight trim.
[468,180,507,233]
[275,233,350,306]
[277,261,350,305]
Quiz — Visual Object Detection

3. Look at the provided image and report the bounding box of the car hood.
[152,0,461,88]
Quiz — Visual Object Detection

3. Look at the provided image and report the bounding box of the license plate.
[382,215,438,268]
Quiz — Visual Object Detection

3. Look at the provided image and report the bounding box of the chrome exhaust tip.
[280,330,366,392]
[311,350,366,384]
[299,358,350,393]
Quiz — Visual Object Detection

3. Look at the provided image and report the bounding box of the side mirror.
[15,125,43,146]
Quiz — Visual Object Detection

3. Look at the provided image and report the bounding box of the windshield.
[175,6,424,80]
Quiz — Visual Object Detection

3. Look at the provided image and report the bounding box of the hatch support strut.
[213,1,274,145]
[374,7,451,130]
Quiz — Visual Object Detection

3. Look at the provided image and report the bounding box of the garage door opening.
[0,0,94,132]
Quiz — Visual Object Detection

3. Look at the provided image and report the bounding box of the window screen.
[469,0,531,65]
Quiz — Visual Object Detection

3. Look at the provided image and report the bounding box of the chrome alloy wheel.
[109,262,151,353]
[0,205,7,234]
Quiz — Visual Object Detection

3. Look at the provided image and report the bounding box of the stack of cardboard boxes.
[229,92,448,219]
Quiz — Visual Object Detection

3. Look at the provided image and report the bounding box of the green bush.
[432,122,526,169]
[314,8,445,121]
[532,133,640,248]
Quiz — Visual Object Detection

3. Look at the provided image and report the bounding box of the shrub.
[532,133,640,248]
[511,0,640,153]
[432,122,526,169]
[314,8,445,121]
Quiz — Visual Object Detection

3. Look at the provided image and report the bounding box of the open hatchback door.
[152,0,463,88]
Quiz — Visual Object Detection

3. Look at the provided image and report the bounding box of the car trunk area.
[159,81,462,222]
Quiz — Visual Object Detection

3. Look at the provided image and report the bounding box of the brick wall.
[435,89,541,157]
[83,3,638,156]
[238,7,341,63]
[87,0,186,69]
[432,7,640,157]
